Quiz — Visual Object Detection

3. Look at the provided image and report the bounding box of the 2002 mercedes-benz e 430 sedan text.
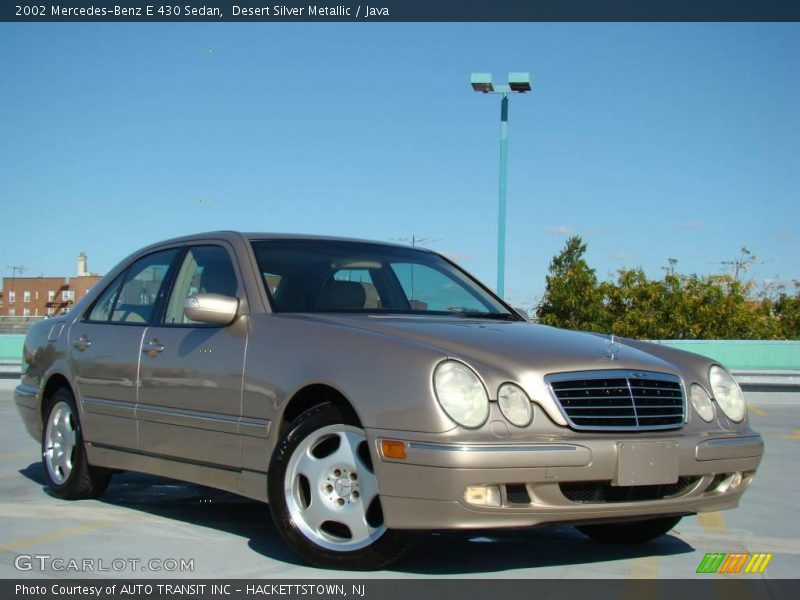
[15,232,763,568]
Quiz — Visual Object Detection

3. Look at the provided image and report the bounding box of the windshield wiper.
[458,311,520,321]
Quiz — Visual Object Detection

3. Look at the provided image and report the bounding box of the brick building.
[0,253,103,317]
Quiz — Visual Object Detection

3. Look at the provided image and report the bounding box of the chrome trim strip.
[695,435,764,461]
[82,396,136,419]
[83,397,133,409]
[14,384,39,398]
[239,417,272,438]
[546,369,682,382]
[85,397,271,437]
[137,404,241,424]
[137,404,271,437]
[704,436,763,447]
[407,441,580,453]
[625,376,641,424]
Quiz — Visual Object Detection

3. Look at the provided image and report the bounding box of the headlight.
[689,384,715,422]
[433,361,489,428]
[709,365,746,422]
[498,383,533,427]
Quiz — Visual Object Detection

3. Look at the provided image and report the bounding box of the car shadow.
[19,463,693,574]
[390,527,692,575]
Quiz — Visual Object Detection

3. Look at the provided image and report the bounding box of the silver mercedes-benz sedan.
[15,232,763,569]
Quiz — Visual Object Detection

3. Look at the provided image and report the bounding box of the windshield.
[250,239,514,318]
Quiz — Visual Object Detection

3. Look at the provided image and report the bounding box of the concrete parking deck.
[0,378,797,579]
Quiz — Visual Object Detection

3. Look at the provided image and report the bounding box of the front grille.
[560,477,700,503]
[546,370,685,431]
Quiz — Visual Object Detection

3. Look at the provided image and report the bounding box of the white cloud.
[680,220,703,230]
[546,225,576,235]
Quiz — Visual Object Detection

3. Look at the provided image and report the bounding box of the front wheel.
[268,402,417,569]
[42,387,111,499]
[576,516,683,544]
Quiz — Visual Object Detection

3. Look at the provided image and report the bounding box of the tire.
[42,387,111,500]
[576,516,682,544]
[268,402,417,569]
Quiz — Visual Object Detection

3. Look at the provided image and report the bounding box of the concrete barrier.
[655,339,800,370]
[0,335,24,374]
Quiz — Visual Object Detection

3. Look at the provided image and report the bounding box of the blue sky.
[1,23,798,309]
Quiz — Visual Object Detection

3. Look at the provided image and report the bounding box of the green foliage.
[772,282,800,339]
[536,237,799,340]
[536,236,607,333]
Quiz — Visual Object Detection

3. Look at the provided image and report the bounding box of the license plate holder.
[614,441,679,486]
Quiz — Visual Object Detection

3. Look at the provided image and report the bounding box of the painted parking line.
[622,555,659,600]
[0,521,112,553]
[0,451,39,460]
[698,511,727,533]
[627,555,658,579]
[748,405,767,417]
[696,511,732,585]
[779,428,800,441]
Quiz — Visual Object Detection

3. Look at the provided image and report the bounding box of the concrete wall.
[0,334,25,361]
[0,334,25,373]
[656,340,800,370]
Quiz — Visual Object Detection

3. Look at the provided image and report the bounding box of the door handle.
[142,340,165,357]
[72,335,91,351]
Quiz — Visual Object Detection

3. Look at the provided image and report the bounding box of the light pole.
[470,72,531,299]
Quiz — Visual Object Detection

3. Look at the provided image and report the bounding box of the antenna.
[708,247,771,282]
[389,235,443,247]
[6,265,26,279]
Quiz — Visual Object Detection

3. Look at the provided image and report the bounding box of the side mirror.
[184,293,239,326]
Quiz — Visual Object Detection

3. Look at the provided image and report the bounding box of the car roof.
[153,231,435,252]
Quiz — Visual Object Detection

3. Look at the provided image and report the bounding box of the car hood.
[284,314,689,428]
[302,314,677,377]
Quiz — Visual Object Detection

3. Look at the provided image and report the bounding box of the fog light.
[380,439,407,460]
[715,471,744,494]
[464,485,501,507]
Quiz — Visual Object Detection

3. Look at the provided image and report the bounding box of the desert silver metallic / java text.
[284,425,385,551]
[44,401,76,485]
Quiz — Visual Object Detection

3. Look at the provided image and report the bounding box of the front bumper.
[14,383,42,442]
[368,429,764,530]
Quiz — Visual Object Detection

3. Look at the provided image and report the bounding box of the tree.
[601,265,691,339]
[535,240,796,340]
[536,236,606,332]
[773,282,800,339]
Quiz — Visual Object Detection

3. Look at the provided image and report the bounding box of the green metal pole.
[497,93,509,298]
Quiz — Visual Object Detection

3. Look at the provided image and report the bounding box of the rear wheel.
[42,387,111,499]
[268,402,417,569]
[576,516,682,544]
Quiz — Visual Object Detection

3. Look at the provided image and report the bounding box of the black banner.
[5,580,800,600]
[3,0,800,23]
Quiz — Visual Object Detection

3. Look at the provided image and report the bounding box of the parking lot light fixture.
[470,71,532,298]
[470,73,494,93]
